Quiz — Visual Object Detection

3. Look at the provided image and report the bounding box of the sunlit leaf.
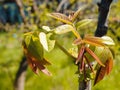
[101,36,115,45]
[42,26,51,32]
[39,32,48,51]
[75,19,92,29]
[85,47,105,67]
[54,24,74,34]
[46,33,56,52]
[23,31,51,76]
[48,13,72,25]
[83,35,105,47]
[39,32,55,52]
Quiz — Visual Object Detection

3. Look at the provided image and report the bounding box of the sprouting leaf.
[94,66,106,85]
[94,47,113,64]
[24,32,44,60]
[71,5,87,21]
[39,32,55,52]
[48,13,72,25]
[85,47,105,67]
[39,32,48,51]
[54,24,74,34]
[94,58,113,85]
[83,35,105,47]
[54,24,80,38]
[26,50,51,76]
[106,58,113,75]
[73,38,83,45]
[76,45,85,64]
[101,36,115,45]
[42,26,51,32]
[23,31,52,76]
[75,19,92,29]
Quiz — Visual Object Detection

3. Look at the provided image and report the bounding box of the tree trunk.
[79,0,113,90]
[14,56,28,90]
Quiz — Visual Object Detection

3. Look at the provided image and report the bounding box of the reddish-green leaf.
[83,35,105,47]
[85,47,105,67]
[94,66,106,85]
[48,13,72,25]
[76,45,85,64]
[71,5,87,21]
[94,58,113,85]
[24,46,51,76]
[106,58,113,75]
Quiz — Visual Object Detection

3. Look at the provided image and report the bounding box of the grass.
[0,32,120,90]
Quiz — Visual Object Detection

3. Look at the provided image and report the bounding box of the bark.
[14,56,28,90]
[95,0,113,37]
[79,0,113,90]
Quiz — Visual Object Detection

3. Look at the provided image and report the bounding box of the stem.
[56,41,76,60]
[79,80,91,90]
[79,0,113,90]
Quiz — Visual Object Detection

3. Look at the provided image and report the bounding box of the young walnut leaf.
[85,47,105,67]
[54,24,74,34]
[106,58,113,75]
[71,5,87,21]
[48,13,72,25]
[101,36,115,45]
[39,32,55,52]
[83,35,105,47]
[75,19,92,30]
[94,58,113,85]
[94,66,106,85]
[23,31,51,76]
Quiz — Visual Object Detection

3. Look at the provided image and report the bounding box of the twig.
[56,41,76,60]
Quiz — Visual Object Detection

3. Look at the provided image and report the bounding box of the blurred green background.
[0,0,120,90]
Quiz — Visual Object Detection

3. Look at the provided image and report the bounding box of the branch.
[95,0,113,37]
[56,41,76,60]
[14,56,28,90]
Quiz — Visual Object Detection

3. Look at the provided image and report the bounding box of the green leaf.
[75,19,92,29]
[94,47,113,64]
[39,32,55,52]
[46,33,56,52]
[54,24,74,34]
[23,31,52,76]
[48,13,72,25]
[24,32,44,60]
